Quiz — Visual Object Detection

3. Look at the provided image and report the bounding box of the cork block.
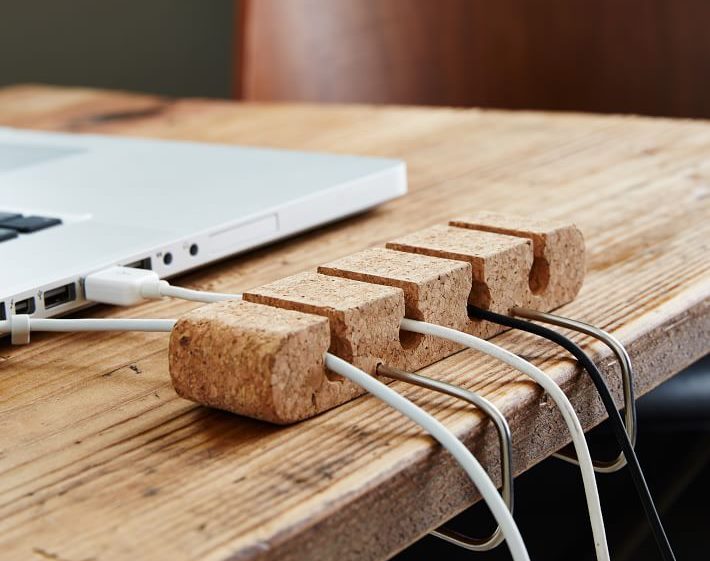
[318,247,471,370]
[168,212,587,425]
[450,211,585,310]
[243,271,406,374]
[386,225,533,338]
[168,299,354,424]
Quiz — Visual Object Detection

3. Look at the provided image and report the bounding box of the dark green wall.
[0,0,235,98]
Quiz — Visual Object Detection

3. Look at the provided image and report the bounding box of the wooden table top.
[1,85,708,561]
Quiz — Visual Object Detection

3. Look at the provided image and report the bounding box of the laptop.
[0,127,406,320]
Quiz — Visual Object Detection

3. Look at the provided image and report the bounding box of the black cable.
[468,305,676,561]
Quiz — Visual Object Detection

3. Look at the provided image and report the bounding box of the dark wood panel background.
[236,0,710,118]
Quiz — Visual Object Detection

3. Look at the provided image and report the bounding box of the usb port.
[44,283,77,309]
[124,257,152,270]
[14,297,36,315]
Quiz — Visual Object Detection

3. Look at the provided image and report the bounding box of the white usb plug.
[84,266,241,306]
[84,266,168,306]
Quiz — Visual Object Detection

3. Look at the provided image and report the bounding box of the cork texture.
[318,248,471,370]
[168,299,356,424]
[244,271,406,374]
[169,213,586,424]
[450,211,585,309]
[386,225,533,338]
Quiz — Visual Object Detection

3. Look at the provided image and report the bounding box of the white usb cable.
[400,319,610,561]
[326,354,530,561]
[83,266,241,306]
[0,315,531,561]
[0,316,175,344]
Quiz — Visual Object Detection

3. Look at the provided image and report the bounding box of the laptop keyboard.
[0,211,62,242]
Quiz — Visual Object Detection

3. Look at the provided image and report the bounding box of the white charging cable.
[84,266,241,306]
[400,319,610,561]
[1,316,176,344]
[0,316,531,561]
[326,354,530,561]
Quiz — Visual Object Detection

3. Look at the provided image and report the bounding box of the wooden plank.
[0,84,708,561]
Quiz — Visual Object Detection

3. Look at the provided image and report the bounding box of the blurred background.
[3,0,710,117]
[2,1,708,559]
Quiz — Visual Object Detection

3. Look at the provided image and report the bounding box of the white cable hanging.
[399,318,610,561]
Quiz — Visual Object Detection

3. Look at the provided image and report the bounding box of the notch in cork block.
[318,247,471,371]
[386,225,533,338]
[243,271,407,375]
[449,211,585,309]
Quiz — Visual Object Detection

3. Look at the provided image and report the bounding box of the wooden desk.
[1,85,708,561]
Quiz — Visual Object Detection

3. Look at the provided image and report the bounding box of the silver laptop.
[0,127,406,319]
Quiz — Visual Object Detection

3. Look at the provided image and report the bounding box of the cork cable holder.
[169,211,588,424]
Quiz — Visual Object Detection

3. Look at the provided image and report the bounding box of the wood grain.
[0,84,708,561]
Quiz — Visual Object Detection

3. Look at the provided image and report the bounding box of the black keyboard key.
[0,228,18,242]
[0,215,62,233]
[0,212,22,222]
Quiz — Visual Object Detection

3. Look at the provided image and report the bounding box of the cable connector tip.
[84,266,162,306]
